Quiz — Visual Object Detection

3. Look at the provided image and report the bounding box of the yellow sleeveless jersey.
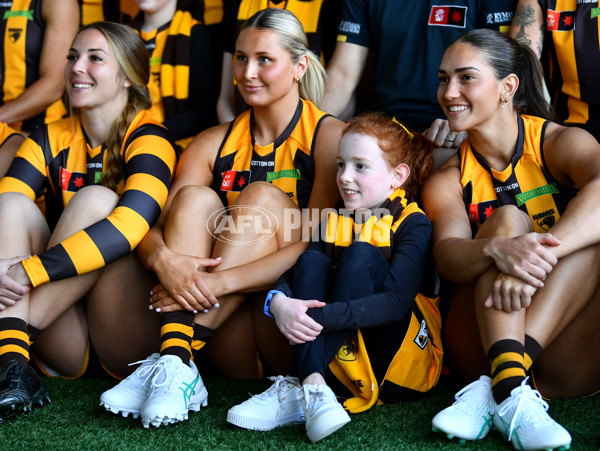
[0,0,66,131]
[211,99,329,208]
[539,0,600,130]
[0,110,177,287]
[460,114,577,235]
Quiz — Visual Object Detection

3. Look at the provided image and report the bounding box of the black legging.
[292,241,410,383]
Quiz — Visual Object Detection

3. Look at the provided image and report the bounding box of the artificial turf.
[0,374,598,450]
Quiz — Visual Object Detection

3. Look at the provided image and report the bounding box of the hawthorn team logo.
[8,28,22,43]
[414,319,429,350]
[336,344,357,362]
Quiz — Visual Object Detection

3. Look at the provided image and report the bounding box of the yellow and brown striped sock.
[0,318,30,367]
[159,311,194,366]
[488,339,526,404]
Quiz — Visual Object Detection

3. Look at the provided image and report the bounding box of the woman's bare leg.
[163,182,300,378]
[27,186,121,376]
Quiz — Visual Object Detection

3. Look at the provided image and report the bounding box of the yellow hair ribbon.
[392,117,414,140]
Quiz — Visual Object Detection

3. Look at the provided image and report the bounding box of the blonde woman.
[101,8,343,429]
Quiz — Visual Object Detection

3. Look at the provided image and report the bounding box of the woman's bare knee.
[476,205,532,239]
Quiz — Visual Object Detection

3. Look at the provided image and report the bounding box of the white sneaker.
[494,378,571,451]
[227,375,304,431]
[140,355,208,428]
[99,353,160,418]
[299,384,350,443]
[432,375,494,442]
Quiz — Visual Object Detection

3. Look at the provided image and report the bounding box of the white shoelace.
[452,379,490,413]
[126,356,161,386]
[251,375,299,402]
[300,384,325,409]
[149,360,183,390]
[497,380,550,441]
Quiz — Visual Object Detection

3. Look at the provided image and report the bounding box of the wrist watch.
[264,289,285,317]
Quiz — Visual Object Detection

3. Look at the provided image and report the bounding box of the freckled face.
[336,133,400,210]
[437,42,504,133]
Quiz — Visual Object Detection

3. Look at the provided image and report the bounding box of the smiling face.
[336,132,408,211]
[437,42,505,133]
[233,28,305,108]
[65,29,129,112]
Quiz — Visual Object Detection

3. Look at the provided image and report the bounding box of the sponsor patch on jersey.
[547,10,576,31]
[414,319,429,350]
[220,170,251,192]
[428,5,467,28]
[266,168,301,182]
[467,200,499,224]
[59,167,86,193]
[515,183,558,206]
[591,7,600,19]
[4,10,34,20]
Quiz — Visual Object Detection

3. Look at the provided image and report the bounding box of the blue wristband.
[264,290,284,317]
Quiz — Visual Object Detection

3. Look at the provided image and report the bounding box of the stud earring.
[295,77,301,84]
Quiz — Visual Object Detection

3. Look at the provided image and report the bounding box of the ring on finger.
[445,136,455,143]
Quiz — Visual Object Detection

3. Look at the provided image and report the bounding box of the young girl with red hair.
[227,112,443,443]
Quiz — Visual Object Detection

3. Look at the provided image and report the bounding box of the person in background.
[510,0,600,142]
[129,0,220,149]
[216,0,343,124]
[424,29,600,450]
[0,0,79,134]
[0,22,176,421]
[100,8,343,429]
[227,112,442,443]
[322,0,517,166]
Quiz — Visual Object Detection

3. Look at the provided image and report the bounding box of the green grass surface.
[0,375,598,450]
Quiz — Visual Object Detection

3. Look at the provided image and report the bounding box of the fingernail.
[155,308,161,313]
[213,303,220,309]
[203,309,209,313]
[149,298,153,304]
[216,256,222,260]
[148,305,153,310]
[149,290,153,296]
[193,310,198,314]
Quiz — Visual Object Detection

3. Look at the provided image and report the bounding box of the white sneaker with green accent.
[432,375,494,443]
[99,353,160,418]
[140,355,208,428]
[299,384,350,443]
[227,375,304,431]
[494,378,571,451]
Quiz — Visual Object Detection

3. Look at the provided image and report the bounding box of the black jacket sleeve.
[307,213,432,332]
